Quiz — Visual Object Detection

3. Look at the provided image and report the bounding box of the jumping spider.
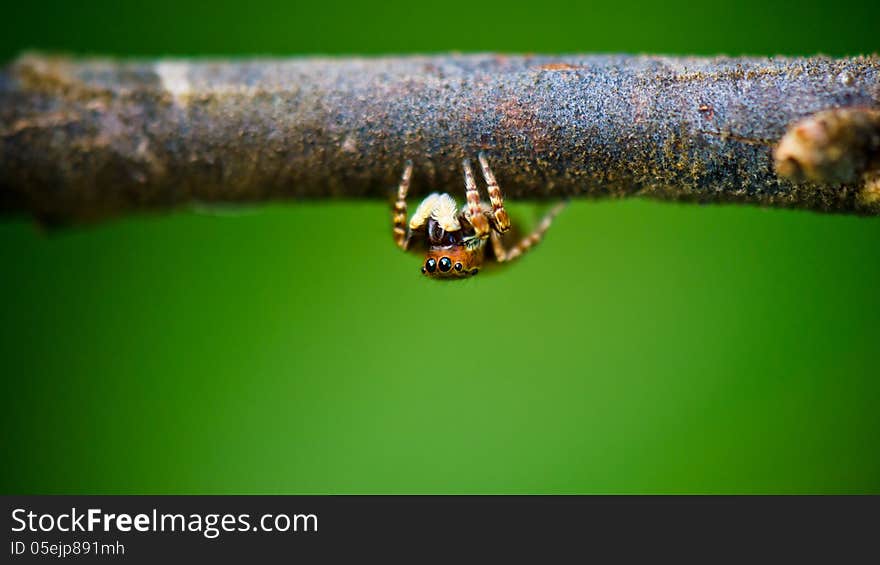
[392,152,566,278]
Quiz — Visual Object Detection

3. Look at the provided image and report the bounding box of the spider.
[392,152,566,278]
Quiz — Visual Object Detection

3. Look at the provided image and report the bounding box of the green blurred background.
[2,0,879,493]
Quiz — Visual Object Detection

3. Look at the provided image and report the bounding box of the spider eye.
[454,262,462,271]
[425,258,437,273]
[439,257,452,272]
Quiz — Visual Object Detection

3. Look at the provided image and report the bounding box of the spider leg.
[462,158,490,239]
[489,231,509,261]
[491,201,567,262]
[392,160,413,249]
[478,152,511,233]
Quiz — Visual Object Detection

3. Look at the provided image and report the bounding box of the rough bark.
[1,52,879,225]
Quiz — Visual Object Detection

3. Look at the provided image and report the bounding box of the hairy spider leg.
[392,160,413,249]
[462,159,490,239]
[492,201,568,262]
[478,152,511,233]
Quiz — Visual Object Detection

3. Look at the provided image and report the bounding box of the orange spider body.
[392,153,565,280]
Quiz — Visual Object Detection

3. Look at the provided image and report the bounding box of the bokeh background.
[2,0,879,493]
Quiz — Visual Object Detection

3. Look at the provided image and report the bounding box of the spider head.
[421,217,482,278]
[421,247,481,278]
[422,226,483,278]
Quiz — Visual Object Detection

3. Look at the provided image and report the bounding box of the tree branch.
[1,53,879,224]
